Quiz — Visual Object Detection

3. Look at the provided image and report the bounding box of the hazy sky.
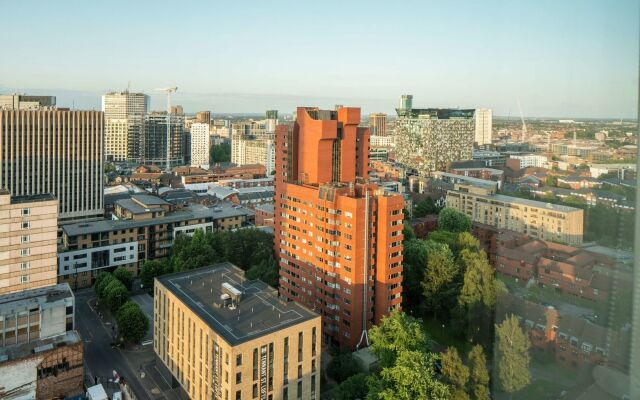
[1,0,638,118]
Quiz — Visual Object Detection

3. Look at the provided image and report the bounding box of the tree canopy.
[414,197,440,218]
[210,142,231,163]
[116,301,149,343]
[438,208,472,233]
[113,266,133,290]
[369,311,431,368]
[496,315,531,394]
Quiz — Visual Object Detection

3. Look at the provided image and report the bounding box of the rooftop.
[0,330,81,364]
[156,263,318,346]
[62,202,250,237]
[0,283,73,314]
[7,193,56,204]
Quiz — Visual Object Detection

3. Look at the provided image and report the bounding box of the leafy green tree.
[113,266,133,290]
[369,311,430,368]
[328,352,362,383]
[441,347,470,400]
[402,221,416,241]
[458,250,496,309]
[458,232,480,253]
[103,279,129,312]
[495,315,531,395]
[139,260,170,289]
[402,239,444,310]
[116,301,149,343]
[429,230,461,255]
[544,175,558,187]
[468,345,491,400]
[336,373,369,400]
[210,142,231,163]
[245,257,278,287]
[438,208,472,233]
[414,197,439,218]
[95,273,117,299]
[422,244,458,318]
[367,350,450,400]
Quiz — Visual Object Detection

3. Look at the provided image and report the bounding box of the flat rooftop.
[0,283,73,314]
[0,330,81,363]
[156,263,318,346]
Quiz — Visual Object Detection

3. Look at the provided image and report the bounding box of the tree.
[336,373,369,400]
[544,175,558,187]
[429,230,461,255]
[414,197,439,218]
[422,244,458,318]
[116,301,149,343]
[402,239,444,310]
[438,208,472,233]
[495,315,531,395]
[458,232,480,253]
[245,257,278,287]
[402,221,416,241]
[210,142,231,163]
[328,352,362,383]
[95,273,117,299]
[369,311,430,368]
[367,350,450,400]
[113,266,133,290]
[458,250,496,310]
[103,279,129,312]
[140,260,170,289]
[468,345,491,400]
[441,347,470,400]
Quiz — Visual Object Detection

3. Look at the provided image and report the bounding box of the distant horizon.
[1,86,637,121]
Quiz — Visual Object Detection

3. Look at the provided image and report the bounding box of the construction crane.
[154,87,178,172]
[517,98,527,143]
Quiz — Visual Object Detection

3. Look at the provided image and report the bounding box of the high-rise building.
[231,121,275,174]
[102,91,149,162]
[196,110,211,124]
[266,110,278,133]
[275,107,404,348]
[369,113,387,136]
[0,190,58,295]
[474,108,492,146]
[395,96,475,176]
[154,263,321,400]
[142,111,185,168]
[0,109,104,223]
[0,94,56,110]
[190,122,211,168]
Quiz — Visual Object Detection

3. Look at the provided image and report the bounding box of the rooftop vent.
[222,282,242,303]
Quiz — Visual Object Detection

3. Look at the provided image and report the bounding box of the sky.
[1,0,638,118]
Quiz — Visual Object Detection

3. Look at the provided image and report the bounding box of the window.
[252,384,258,398]
[235,390,241,400]
[21,262,29,270]
[21,235,30,243]
[21,221,30,229]
[21,249,30,257]
[297,381,302,399]
[236,372,242,384]
[22,208,30,216]
[236,354,242,366]
[21,275,29,284]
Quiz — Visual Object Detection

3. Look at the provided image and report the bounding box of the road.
[75,289,152,400]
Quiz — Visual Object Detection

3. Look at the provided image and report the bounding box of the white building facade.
[102,91,149,162]
[190,123,210,168]
[474,108,492,146]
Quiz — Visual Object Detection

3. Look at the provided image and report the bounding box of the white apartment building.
[190,123,210,168]
[510,154,549,168]
[231,121,275,174]
[102,91,149,162]
[474,108,492,146]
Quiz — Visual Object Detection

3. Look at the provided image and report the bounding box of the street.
[75,289,152,400]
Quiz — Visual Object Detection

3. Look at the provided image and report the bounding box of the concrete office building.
[0,283,82,400]
[102,91,149,162]
[143,111,185,168]
[191,122,211,168]
[0,109,103,223]
[0,191,58,295]
[0,94,56,111]
[369,113,387,137]
[446,183,584,245]
[154,263,321,400]
[509,154,549,169]
[395,95,475,176]
[474,108,492,146]
[275,107,404,348]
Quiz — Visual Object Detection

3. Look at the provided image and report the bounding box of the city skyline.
[1,0,638,118]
